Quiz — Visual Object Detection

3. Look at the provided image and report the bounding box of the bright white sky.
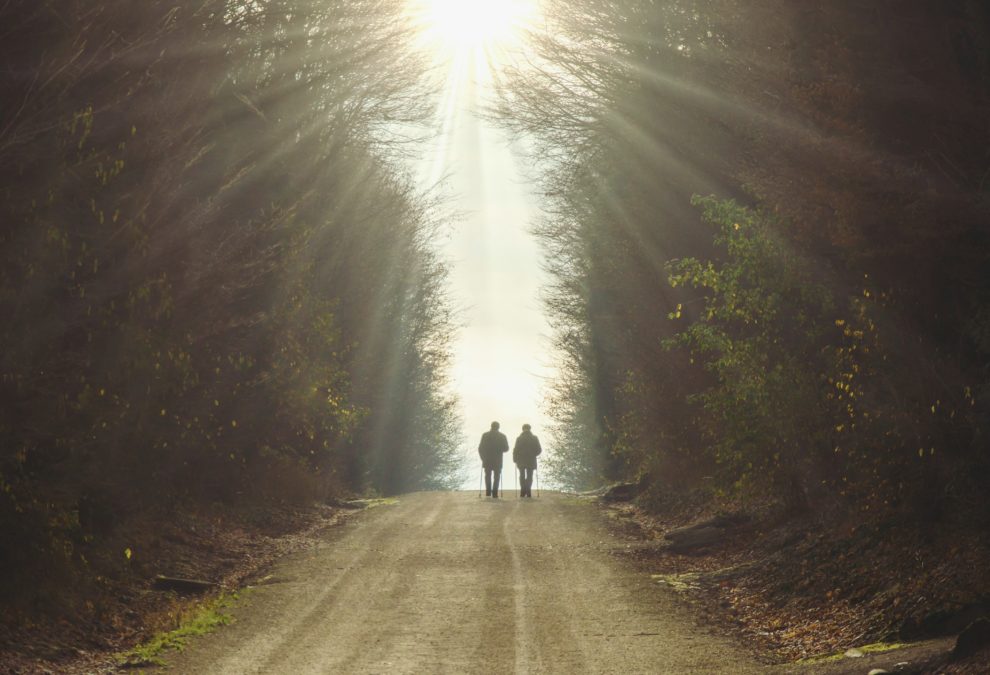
[410,0,558,489]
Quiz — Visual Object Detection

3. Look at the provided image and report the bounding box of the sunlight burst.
[411,0,537,56]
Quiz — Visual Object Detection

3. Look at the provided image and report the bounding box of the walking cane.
[478,466,483,499]
[514,464,518,499]
[536,467,541,498]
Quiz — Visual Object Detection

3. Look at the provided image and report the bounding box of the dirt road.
[159,491,762,674]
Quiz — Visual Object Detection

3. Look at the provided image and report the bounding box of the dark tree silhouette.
[496,0,990,521]
[0,0,461,605]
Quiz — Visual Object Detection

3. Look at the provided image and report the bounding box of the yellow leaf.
[124,548,132,560]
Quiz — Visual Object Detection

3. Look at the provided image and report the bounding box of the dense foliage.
[0,0,461,599]
[498,0,990,519]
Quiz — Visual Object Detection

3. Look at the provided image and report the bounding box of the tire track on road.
[503,500,530,675]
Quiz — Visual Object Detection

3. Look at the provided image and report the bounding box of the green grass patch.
[652,572,703,592]
[796,641,910,664]
[344,497,399,509]
[119,592,242,667]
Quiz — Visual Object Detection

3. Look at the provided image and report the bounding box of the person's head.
[522,424,531,432]
[491,421,500,430]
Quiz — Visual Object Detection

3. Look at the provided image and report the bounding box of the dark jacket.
[478,430,509,469]
[512,431,542,470]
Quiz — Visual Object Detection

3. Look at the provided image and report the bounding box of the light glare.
[413,0,536,53]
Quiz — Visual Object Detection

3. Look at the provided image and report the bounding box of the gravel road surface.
[158,491,762,674]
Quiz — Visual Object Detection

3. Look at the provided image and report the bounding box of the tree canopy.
[0,0,462,601]
[496,0,990,522]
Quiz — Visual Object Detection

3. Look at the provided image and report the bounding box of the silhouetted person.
[478,421,509,498]
[513,424,542,498]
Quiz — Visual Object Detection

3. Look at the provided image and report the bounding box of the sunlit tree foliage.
[0,0,461,598]
[498,0,990,518]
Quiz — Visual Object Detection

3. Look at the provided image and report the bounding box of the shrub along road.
[155,491,762,673]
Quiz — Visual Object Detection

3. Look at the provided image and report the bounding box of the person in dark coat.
[478,421,509,498]
[513,424,542,498]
